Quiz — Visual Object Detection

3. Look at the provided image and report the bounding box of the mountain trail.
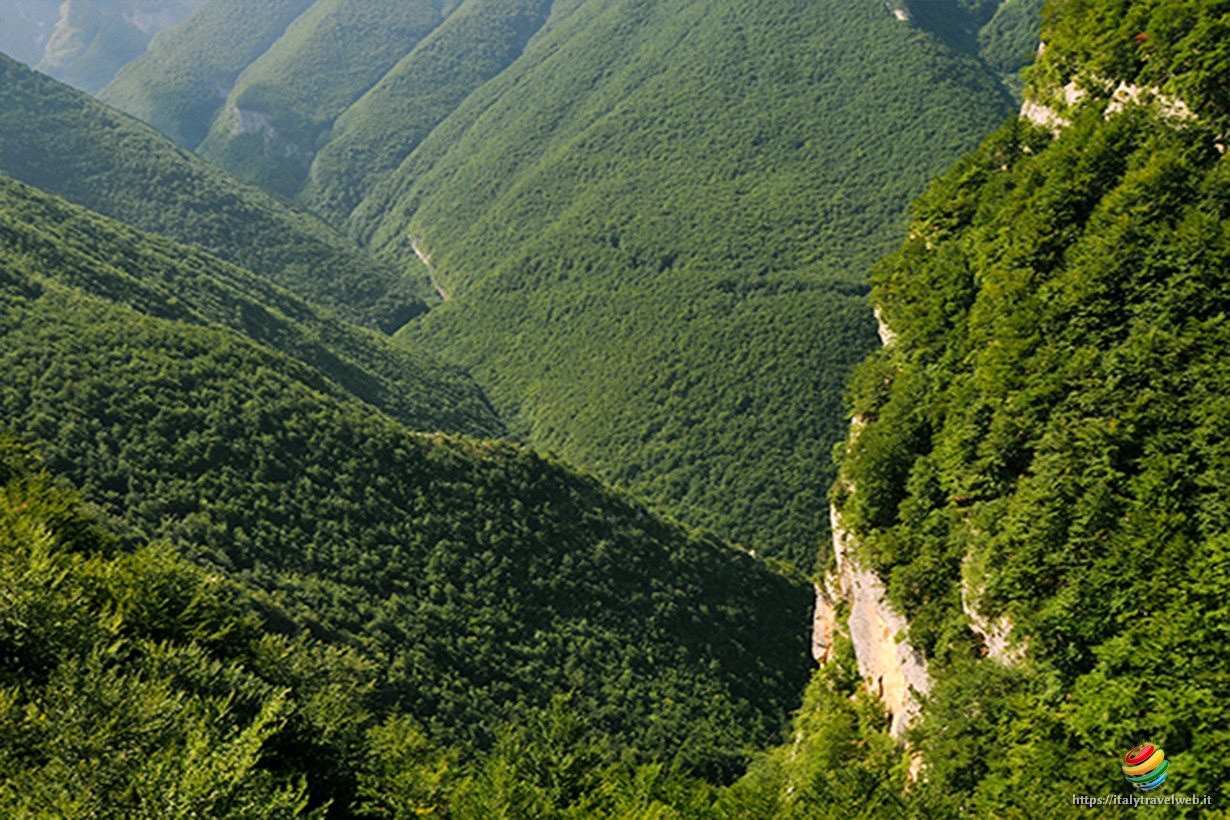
[410,235,449,301]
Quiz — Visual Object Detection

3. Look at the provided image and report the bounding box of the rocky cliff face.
[815,307,930,741]
[811,38,1209,739]
[829,506,930,739]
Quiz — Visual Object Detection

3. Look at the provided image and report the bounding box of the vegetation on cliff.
[822,3,1230,809]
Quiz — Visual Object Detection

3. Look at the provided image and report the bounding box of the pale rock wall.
[960,571,1023,665]
[1022,65,1196,134]
[811,582,837,664]
[1020,80,1084,132]
[829,505,930,739]
[229,108,313,162]
[818,303,930,740]
[874,305,897,348]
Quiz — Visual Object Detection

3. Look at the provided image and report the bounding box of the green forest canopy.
[0,177,815,810]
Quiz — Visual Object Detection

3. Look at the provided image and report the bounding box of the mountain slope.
[81,0,1026,568]
[0,176,501,439]
[744,1,1230,812]
[0,1,61,66]
[0,53,424,333]
[0,178,814,782]
[96,0,315,148]
[193,0,453,196]
[0,436,346,815]
[0,0,205,93]
[357,0,1019,569]
[301,0,552,223]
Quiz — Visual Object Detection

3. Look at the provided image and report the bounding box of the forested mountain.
[11,0,1224,816]
[301,0,553,223]
[736,0,1229,814]
[0,177,815,812]
[89,0,1036,569]
[0,0,203,92]
[0,177,500,438]
[0,54,426,333]
[98,0,316,148]
[190,0,453,196]
[369,0,1023,570]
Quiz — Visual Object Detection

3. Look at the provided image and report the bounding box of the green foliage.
[837,80,1230,808]
[0,53,427,332]
[978,0,1047,99]
[355,714,457,817]
[0,444,313,815]
[902,0,1045,100]
[0,181,814,783]
[359,0,1019,570]
[0,176,502,438]
[1028,0,1230,125]
[99,0,316,147]
[302,0,553,223]
[195,0,450,196]
[80,0,1030,569]
[718,634,909,819]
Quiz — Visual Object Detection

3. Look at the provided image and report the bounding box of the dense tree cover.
[0,0,204,93]
[976,0,1047,98]
[98,0,316,148]
[80,0,1032,569]
[0,430,954,816]
[0,189,815,790]
[302,0,552,224]
[194,0,453,196]
[895,0,1044,101]
[63,0,1035,570]
[828,65,1230,813]
[2,430,868,817]
[359,0,1020,569]
[0,436,369,815]
[99,0,555,216]
[0,54,426,332]
[1028,0,1230,125]
[0,177,501,438]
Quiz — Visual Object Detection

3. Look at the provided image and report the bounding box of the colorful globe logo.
[1122,744,1169,791]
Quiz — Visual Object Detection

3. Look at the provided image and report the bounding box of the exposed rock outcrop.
[1020,80,1084,132]
[830,506,929,739]
[811,581,837,664]
[818,304,929,741]
[960,552,1025,665]
[227,108,313,163]
[874,305,897,348]
[1021,55,1195,135]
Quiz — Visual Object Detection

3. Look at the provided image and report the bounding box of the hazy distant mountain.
[0,0,204,92]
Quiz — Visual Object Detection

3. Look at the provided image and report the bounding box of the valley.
[1,0,1227,816]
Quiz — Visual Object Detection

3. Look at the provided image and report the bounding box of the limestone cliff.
[817,307,929,741]
[828,505,929,739]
